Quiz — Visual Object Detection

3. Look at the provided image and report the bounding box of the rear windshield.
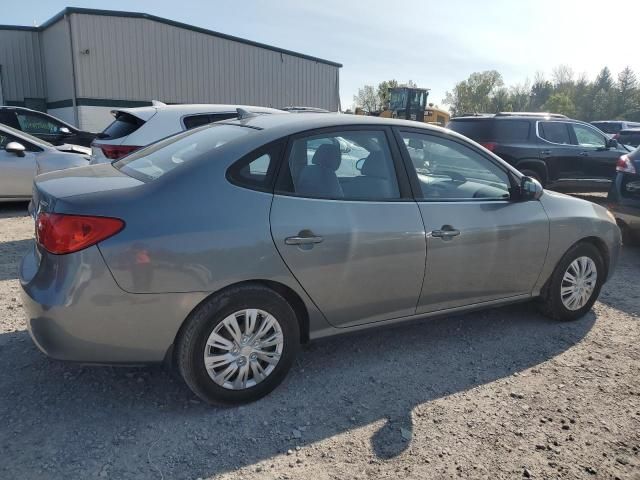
[98,112,145,140]
[447,119,529,142]
[115,124,252,181]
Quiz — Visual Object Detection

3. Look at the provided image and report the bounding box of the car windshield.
[114,124,252,181]
[0,123,53,148]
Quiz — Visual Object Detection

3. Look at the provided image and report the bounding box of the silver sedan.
[0,124,89,201]
[20,113,621,404]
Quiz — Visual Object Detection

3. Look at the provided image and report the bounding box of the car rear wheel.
[176,285,300,405]
[538,242,604,321]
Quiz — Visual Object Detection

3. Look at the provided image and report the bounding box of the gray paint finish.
[0,29,45,101]
[20,115,621,366]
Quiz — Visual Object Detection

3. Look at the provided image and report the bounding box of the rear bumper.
[20,242,207,364]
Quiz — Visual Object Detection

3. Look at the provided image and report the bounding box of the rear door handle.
[579,151,589,157]
[431,226,460,239]
[540,149,551,156]
[285,231,324,245]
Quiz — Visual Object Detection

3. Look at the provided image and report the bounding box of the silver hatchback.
[20,113,620,404]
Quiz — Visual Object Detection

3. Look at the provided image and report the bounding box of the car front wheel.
[176,285,300,405]
[539,242,604,321]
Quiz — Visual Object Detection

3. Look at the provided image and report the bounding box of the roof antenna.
[237,108,258,120]
[151,100,166,107]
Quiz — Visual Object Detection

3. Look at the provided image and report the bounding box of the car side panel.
[533,190,621,294]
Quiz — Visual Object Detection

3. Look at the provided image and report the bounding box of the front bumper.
[20,242,208,364]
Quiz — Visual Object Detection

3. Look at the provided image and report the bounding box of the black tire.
[176,284,300,405]
[520,169,544,186]
[538,242,604,321]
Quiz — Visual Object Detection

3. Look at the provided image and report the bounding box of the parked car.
[617,128,640,149]
[0,106,96,147]
[447,112,628,190]
[0,124,89,201]
[591,120,640,138]
[607,146,640,245]
[21,113,620,404]
[90,104,285,162]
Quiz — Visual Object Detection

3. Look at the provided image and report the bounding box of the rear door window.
[99,112,145,140]
[493,120,530,141]
[538,122,572,145]
[619,131,640,147]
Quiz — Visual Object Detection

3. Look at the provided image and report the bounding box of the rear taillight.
[480,142,498,152]
[36,213,124,254]
[94,143,141,160]
[616,154,637,174]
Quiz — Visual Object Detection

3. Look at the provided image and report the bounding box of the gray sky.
[7,0,640,109]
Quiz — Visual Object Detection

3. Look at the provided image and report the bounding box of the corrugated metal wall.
[69,13,340,110]
[0,29,45,102]
[40,18,75,104]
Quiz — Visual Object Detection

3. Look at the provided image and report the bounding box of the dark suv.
[0,107,96,147]
[447,112,628,190]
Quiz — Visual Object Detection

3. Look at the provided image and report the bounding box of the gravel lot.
[0,200,638,480]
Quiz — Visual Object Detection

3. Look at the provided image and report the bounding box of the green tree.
[377,79,399,109]
[616,66,638,117]
[594,66,614,91]
[543,93,576,117]
[353,85,380,113]
[443,70,504,115]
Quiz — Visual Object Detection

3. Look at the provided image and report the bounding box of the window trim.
[273,125,414,202]
[570,122,608,149]
[535,120,576,146]
[393,127,517,203]
[225,139,285,193]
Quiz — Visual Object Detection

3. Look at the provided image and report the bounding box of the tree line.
[443,66,640,121]
[352,66,640,121]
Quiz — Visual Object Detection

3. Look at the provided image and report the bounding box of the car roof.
[451,112,567,121]
[112,104,286,121]
[0,122,53,149]
[221,111,451,136]
[620,128,640,133]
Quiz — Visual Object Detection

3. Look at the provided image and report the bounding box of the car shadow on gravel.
[0,304,595,479]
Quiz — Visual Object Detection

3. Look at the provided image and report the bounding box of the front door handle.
[285,230,324,245]
[431,226,460,239]
[579,151,589,157]
[540,149,551,156]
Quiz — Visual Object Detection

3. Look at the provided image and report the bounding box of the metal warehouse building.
[0,7,342,131]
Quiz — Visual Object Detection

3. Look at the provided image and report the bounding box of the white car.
[0,124,90,201]
[90,103,285,163]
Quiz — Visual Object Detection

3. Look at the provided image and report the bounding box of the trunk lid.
[32,163,144,216]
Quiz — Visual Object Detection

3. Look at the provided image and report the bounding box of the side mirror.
[607,138,618,149]
[59,127,72,136]
[520,176,543,201]
[6,141,26,157]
